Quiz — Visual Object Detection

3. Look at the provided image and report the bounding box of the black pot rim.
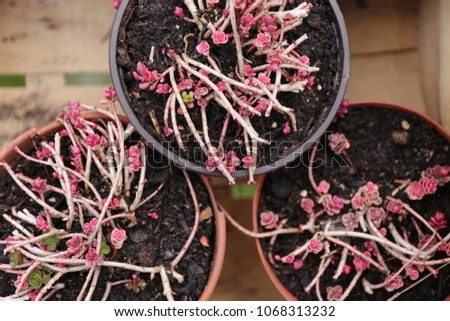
[109,0,350,178]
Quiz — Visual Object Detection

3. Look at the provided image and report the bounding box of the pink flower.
[419,177,438,195]
[205,157,218,172]
[86,133,103,148]
[255,99,269,113]
[386,198,404,214]
[328,133,350,155]
[60,129,68,137]
[368,207,386,228]
[100,86,117,104]
[260,211,279,229]
[337,99,350,118]
[216,81,226,91]
[406,182,425,200]
[257,73,270,85]
[85,248,104,268]
[343,264,351,274]
[14,275,29,290]
[32,178,50,194]
[241,156,254,169]
[322,195,344,216]
[283,255,295,264]
[239,13,255,35]
[254,32,271,48]
[101,197,120,209]
[165,127,174,137]
[308,238,323,254]
[300,198,314,214]
[405,265,420,281]
[385,274,404,292]
[208,0,220,6]
[293,259,303,270]
[353,254,369,272]
[306,76,315,90]
[244,65,255,78]
[36,216,49,231]
[148,212,159,219]
[36,145,53,159]
[113,0,122,10]
[326,285,343,301]
[212,30,228,45]
[83,218,98,234]
[341,212,359,230]
[318,180,330,194]
[111,228,127,250]
[156,83,172,94]
[174,6,184,17]
[351,196,365,210]
[282,122,291,135]
[66,234,84,253]
[127,145,141,172]
[299,55,310,65]
[429,211,447,230]
[196,41,210,56]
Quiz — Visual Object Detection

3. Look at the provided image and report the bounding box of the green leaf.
[100,244,111,256]
[28,270,43,289]
[41,235,59,251]
[8,252,22,268]
[42,273,52,285]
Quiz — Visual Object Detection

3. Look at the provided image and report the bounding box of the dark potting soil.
[0,132,215,301]
[116,0,342,170]
[258,106,450,300]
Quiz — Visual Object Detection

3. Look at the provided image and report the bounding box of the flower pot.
[253,102,450,300]
[109,0,350,184]
[0,106,225,301]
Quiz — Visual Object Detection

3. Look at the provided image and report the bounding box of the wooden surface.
[0,0,448,300]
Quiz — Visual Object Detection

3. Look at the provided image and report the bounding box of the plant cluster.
[133,0,319,184]
[0,89,203,301]
[222,105,450,300]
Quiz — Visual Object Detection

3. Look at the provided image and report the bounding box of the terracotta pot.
[252,102,450,300]
[109,0,350,178]
[0,112,225,301]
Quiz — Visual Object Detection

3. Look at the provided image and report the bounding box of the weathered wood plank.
[340,0,419,55]
[0,0,115,73]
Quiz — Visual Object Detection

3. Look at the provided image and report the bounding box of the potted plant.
[110,0,349,184]
[222,101,450,300]
[0,89,225,301]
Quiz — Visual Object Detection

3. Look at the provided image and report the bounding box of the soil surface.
[0,130,215,301]
[258,106,450,300]
[116,0,343,171]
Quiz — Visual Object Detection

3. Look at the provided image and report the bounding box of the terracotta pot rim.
[252,102,450,301]
[0,113,225,301]
[109,0,350,178]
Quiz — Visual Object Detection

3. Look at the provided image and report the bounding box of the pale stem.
[171,170,200,268]
[339,270,363,301]
[2,214,33,239]
[5,230,62,253]
[164,93,173,132]
[130,145,147,211]
[243,0,265,15]
[77,267,96,301]
[333,247,348,280]
[160,267,175,301]
[282,241,310,261]
[1,162,67,219]
[219,113,231,150]
[271,2,310,20]
[84,267,101,301]
[307,141,321,195]
[265,69,282,116]
[325,236,388,274]
[101,279,131,301]
[229,0,245,76]
[304,256,332,293]
[388,223,420,253]
[199,105,235,183]
[170,94,186,150]
[282,33,308,55]
[183,0,203,31]
[136,182,165,209]
[42,283,65,301]
[221,206,300,238]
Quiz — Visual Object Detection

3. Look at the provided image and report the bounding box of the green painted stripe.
[231,184,256,200]
[66,73,111,86]
[0,75,26,87]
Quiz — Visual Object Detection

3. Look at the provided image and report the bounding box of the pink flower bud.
[66,234,83,253]
[385,274,404,292]
[308,238,323,254]
[196,41,210,56]
[293,259,303,270]
[300,198,314,214]
[282,122,291,135]
[328,133,350,155]
[406,181,425,200]
[318,180,330,194]
[260,211,279,229]
[429,211,447,230]
[148,212,159,219]
[36,216,50,231]
[174,6,184,17]
[284,255,295,264]
[32,178,50,194]
[111,228,127,250]
[212,30,228,45]
[257,73,271,85]
[241,156,254,169]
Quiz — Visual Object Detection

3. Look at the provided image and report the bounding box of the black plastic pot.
[109,0,350,178]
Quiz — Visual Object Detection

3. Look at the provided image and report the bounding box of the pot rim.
[109,0,350,178]
[0,113,225,301]
[252,102,450,301]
